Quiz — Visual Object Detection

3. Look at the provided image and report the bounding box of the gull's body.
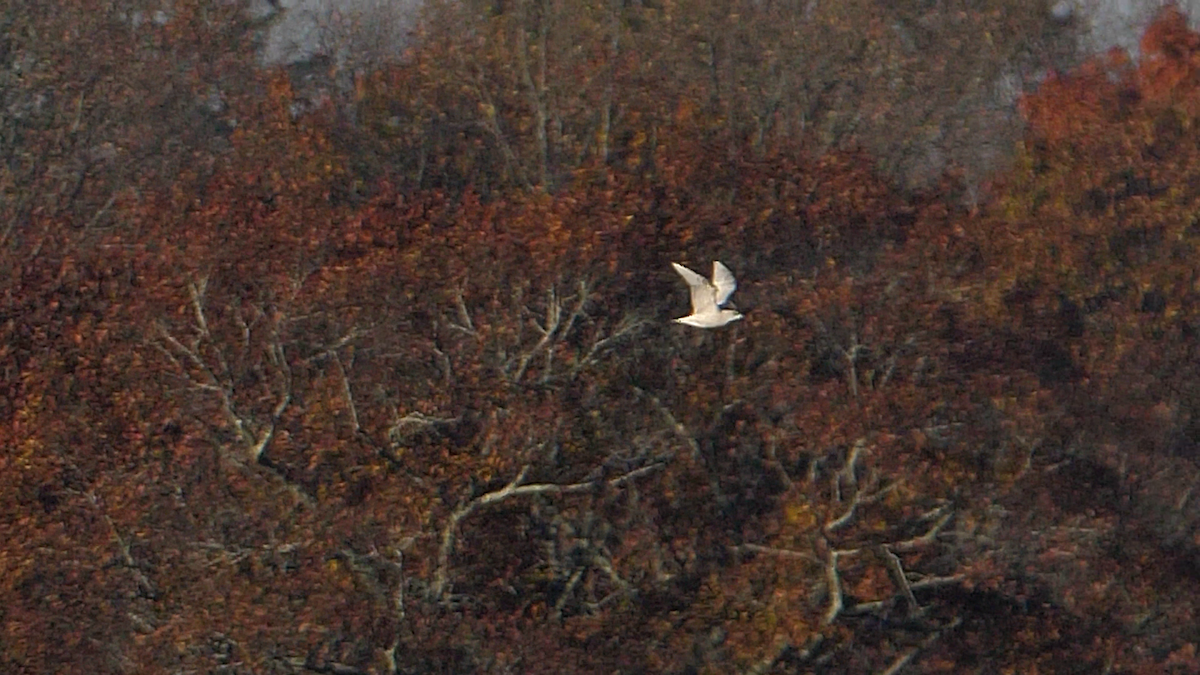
[672,261,743,328]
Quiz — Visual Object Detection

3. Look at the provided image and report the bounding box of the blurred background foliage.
[5,1,1200,673]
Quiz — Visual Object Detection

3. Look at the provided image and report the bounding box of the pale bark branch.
[877,617,961,675]
[764,432,794,491]
[636,387,701,459]
[826,478,898,534]
[467,67,531,189]
[876,352,898,390]
[842,333,863,399]
[880,545,919,612]
[450,283,476,336]
[511,279,591,384]
[431,465,531,601]
[552,568,585,619]
[85,491,155,597]
[592,551,630,592]
[429,461,664,601]
[513,285,562,383]
[731,543,819,564]
[843,575,966,617]
[516,0,549,187]
[301,327,369,365]
[891,507,953,553]
[156,284,296,494]
[822,546,843,626]
[388,411,461,444]
[571,311,646,377]
[745,635,792,675]
[248,342,291,464]
[824,489,862,533]
[334,352,359,433]
[81,190,119,233]
[156,323,253,448]
[278,655,368,675]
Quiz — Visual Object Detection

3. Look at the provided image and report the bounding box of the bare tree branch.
[891,506,953,553]
[877,617,961,675]
[248,342,291,464]
[844,575,965,617]
[822,544,844,626]
[731,543,819,564]
[387,411,461,444]
[552,568,585,619]
[449,282,476,336]
[277,655,368,675]
[842,332,863,399]
[509,278,591,384]
[879,545,919,613]
[745,635,792,675]
[334,352,360,433]
[431,465,531,601]
[763,432,795,492]
[571,311,647,377]
[429,461,665,601]
[83,490,155,598]
[513,285,562,383]
[635,387,701,459]
[156,283,301,501]
[826,469,899,535]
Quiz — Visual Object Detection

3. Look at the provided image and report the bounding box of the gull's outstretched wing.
[711,261,737,306]
[672,262,717,315]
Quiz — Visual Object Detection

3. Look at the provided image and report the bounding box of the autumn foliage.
[5,2,1200,674]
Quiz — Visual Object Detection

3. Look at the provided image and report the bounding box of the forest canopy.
[3,1,1200,673]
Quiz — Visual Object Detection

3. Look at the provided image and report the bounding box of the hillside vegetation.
[3,2,1200,673]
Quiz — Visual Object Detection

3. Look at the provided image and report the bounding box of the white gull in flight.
[672,261,743,328]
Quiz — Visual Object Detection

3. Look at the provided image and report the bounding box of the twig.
[571,312,646,377]
[334,352,359,433]
[556,279,591,353]
[525,280,592,384]
[431,340,454,388]
[247,342,291,463]
[552,568,585,619]
[277,655,368,675]
[592,551,630,592]
[876,352,897,390]
[825,488,863,533]
[826,477,899,534]
[842,333,862,399]
[388,411,461,443]
[877,617,961,675]
[731,543,819,564]
[449,283,475,335]
[841,438,866,492]
[822,545,843,626]
[510,287,561,383]
[843,575,966,617]
[157,289,299,497]
[879,545,919,613]
[156,325,249,446]
[85,491,155,597]
[81,190,119,233]
[891,508,953,553]
[301,327,369,365]
[745,635,792,675]
[635,387,701,459]
[763,433,794,492]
